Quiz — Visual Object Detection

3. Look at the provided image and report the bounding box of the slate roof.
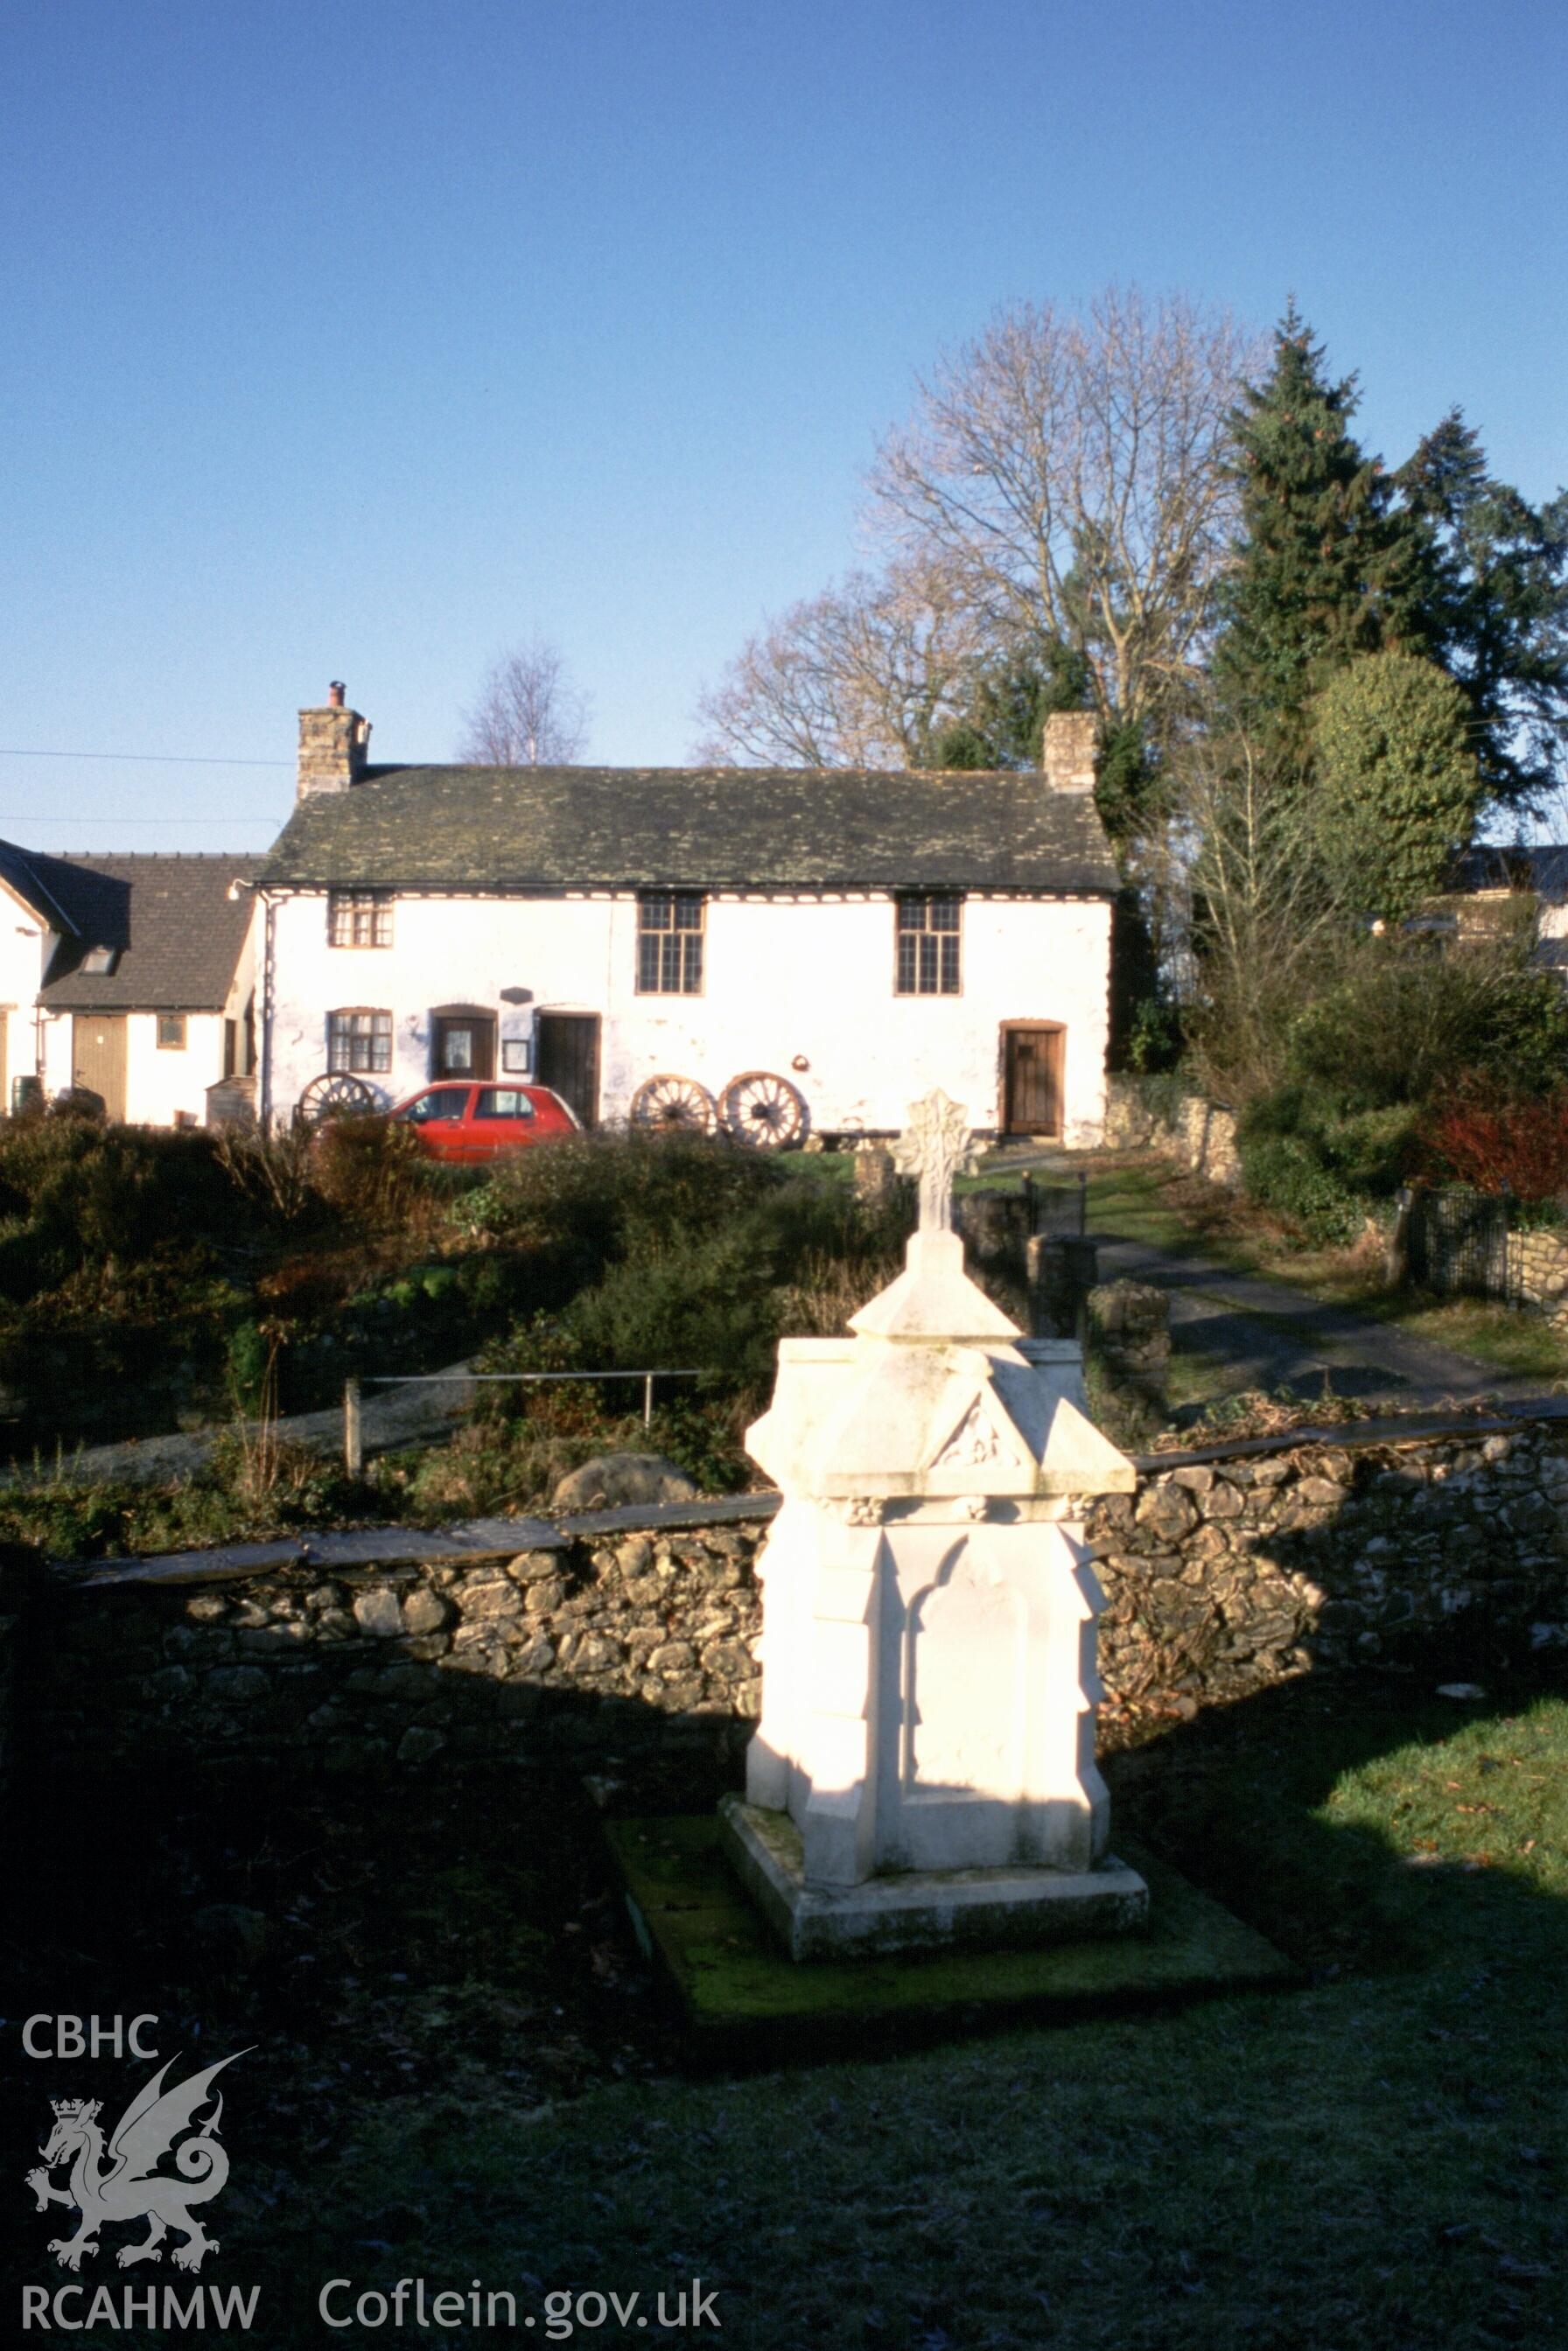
[0,847,260,1011]
[256,765,1121,895]
[1449,844,1568,899]
[0,838,80,935]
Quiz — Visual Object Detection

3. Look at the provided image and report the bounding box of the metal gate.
[1407,1186,1511,1298]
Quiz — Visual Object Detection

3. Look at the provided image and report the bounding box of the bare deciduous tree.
[458,636,592,766]
[1172,727,1347,1102]
[868,286,1262,745]
[693,555,984,767]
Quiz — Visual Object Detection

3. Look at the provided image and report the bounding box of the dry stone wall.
[1092,1424,1568,1706]
[1105,1079,1242,1187]
[19,1419,1567,1784]
[31,1524,762,1786]
[1508,1227,1568,1325]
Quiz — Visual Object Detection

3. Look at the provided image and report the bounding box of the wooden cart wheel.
[629,1074,718,1135]
[294,1071,377,1129]
[719,1069,808,1150]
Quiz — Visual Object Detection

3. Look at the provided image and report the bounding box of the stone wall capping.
[46,1495,780,1590]
[52,1538,310,1590]
[533,1493,783,1541]
[1130,1394,1568,1477]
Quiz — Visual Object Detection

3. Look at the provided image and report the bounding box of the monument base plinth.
[718,1795,1149,1962]
[605,1813,1297,2061]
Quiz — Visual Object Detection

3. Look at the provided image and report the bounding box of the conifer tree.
[1214,307,1429,752]
[1397,409,1568,811]
[1310,651,1480,920]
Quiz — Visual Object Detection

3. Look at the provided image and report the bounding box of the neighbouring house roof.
[256,766,1123,895]
[0,838,82,935]
[4,849,262,1011]
[1448,844,1568,899]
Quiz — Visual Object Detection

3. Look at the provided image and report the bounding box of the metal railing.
[1021,1168,1088,1237]
[342,1368,704,1476]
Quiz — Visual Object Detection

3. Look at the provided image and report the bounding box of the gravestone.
[721,1089,1149,1960]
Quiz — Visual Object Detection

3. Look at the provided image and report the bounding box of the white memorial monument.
[720,1090,1150,1959]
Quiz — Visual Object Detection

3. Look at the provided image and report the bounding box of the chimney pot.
[328,680,346,708]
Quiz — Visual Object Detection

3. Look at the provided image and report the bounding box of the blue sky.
[3,0,1564,850]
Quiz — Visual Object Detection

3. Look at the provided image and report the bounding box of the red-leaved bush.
[1420,1082,1568,1201]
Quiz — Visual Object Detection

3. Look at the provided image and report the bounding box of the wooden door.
[536,1013,600,1128]
[1002,1024,1063,1137]
[73,1013,128,1120]
[431,1010,495,1081]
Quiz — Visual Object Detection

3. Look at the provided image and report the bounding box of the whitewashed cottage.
[0,843,257,1126]
[251,687,1122,1144]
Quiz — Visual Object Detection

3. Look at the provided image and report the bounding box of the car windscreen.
[401,1090,468,1122]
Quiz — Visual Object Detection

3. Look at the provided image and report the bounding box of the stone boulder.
[551,1453,699,1513]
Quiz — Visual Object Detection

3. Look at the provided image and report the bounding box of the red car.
[388,1080,580,1163]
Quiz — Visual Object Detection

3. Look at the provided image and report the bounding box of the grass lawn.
[1086,1155,1568,1391]
[11,1680,1563,2349]
[286,1684,1568,2349]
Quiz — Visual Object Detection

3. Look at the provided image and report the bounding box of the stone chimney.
[298,682,371,799]
[1041,710,1098,794]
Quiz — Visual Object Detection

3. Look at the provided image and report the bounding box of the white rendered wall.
[0,880,48,1105]
[125,1011,227,1125]
[262,890,1113,1141]
[38,1008,228,1125]
[221,909,258,1046]
[1537,900,1568,957]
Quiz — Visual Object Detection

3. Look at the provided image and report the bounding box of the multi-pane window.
[895,893,962,995]
[637,892,704,994]
[326,1008,393,1074]
[157,1014,187,1050]
[327,890,394,948]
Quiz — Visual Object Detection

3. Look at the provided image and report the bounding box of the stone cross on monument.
[721,1087,1149,1961]
[890,1088,973,1235]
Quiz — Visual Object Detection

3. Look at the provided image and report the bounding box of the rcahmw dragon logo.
[24,2048,249,2273]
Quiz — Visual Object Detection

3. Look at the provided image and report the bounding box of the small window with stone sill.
[637,892,704,994]
[156,1014,187,1050]
[895,892,962,996]
[327,890,394,948]
[326,1008,392,1074]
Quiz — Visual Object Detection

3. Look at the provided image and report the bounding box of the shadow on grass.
[4,1586,1564,2348]
[1109,1669,1562,1976]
